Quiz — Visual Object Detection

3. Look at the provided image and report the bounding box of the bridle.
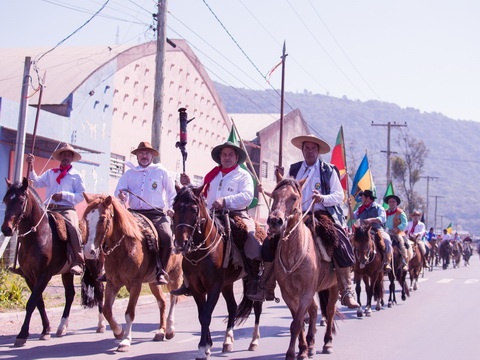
[354,232,377,269]
[95,206,125,256]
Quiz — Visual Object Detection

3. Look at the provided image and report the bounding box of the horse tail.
[234,278,255,327]
[81,260,103,308]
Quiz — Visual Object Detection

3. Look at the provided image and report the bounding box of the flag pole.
[340,125,354,231]
[278,41,287,168]
[230,117,270,212]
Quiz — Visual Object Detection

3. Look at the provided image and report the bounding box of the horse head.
[172,184,209,253]
[82,193,115,260]
[352,224,375,266]
[2,177,32,237]
[267,178,305,235]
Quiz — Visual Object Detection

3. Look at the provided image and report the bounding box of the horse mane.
[274,178,302,193]
[108,196,144,240]
[353,225,385,253]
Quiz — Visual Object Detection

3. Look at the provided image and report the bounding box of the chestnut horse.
[172,185,264,360]
[267,178,338,359]
[407,237,423,291]
[82,193,182,352]
[351,224,385,317]
[1,178,101,346]
[451,241,463,268]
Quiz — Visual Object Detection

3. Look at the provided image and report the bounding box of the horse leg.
[103,282,124,341]
[355,276,363,318]
[248,301,263,351]
[364,276,372,317]
[221,284,237,353]
[388,273,396,307]
[116,282,142,352]
[321,286,337,355]
[305,298,318,357]
[148,283,168,341]
[194,285,221,360]
[165,293,178,340]
[56,273,76,337]
[15,276,51,347]
[285,294,312,360]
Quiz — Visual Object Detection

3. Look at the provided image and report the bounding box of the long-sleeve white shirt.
[115,163,176,211]
[406,220,426,238]
[294,159,344,212]
[29,167,85,206]
[204,166,253,211]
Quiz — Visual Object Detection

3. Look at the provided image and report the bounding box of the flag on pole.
[350,153,376,202]
[228,127,258,208]
[330,126,347,193]
[381,181,394,209]
[446,222,453,234]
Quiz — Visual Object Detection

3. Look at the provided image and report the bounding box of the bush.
[0,267,27,310]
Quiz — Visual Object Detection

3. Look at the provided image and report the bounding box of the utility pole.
[420,176,439,229]
[152,0,167,163]
[371,121,407,183]
[430,195,444,233]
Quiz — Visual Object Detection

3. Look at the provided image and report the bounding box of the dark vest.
[289,160,345,227]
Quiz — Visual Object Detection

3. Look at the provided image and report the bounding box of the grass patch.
[0,267,27,310]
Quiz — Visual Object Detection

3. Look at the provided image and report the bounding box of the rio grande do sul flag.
[330,126,347,192]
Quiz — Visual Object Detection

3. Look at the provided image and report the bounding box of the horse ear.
[175,181,182,194]
[193,183,206,198]
[298,178,307,189]
[105,195,113,206]
[5,178,12,187]
[22,177,29,188]
[83,192,93,203]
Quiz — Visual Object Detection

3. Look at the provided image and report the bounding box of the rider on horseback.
[406,210,427,268]
[172,141,264,300]
[384,194,410,271]
[25,143,85,276]
[114,141,176,285]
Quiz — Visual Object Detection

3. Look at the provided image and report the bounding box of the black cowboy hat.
[384,194,401,205]
[131,141,159,157]
[211,141,247,165]
[359,189,376,199]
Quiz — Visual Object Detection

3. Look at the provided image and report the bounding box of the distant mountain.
[215,82,480,236]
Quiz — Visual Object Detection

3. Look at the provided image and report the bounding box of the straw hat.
[291,134,331,154]
[131,141,159,157]
[211,141,246,165]
[52,143,82,162]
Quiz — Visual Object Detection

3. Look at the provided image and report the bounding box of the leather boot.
[384,252,392,272]
[69,230,84,276]
[156,246,171,285]
[336,266,359,308]
[245,259,265,302]
[261,262,277,301]
[170,282,192,296]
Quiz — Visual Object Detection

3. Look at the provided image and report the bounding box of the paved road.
[1,254,479,359]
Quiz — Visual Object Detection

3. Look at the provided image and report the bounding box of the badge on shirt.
[315,182,321,190]
[152,181,158,190]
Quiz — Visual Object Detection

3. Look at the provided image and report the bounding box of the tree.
[391,133,429,215]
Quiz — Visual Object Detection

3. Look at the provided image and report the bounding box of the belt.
[47,204,74,210]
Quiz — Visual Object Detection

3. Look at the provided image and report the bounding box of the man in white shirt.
[26,143,86,275]
[406,210,427,267]
[115,141,176,285]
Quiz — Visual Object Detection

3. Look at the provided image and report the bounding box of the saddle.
[129,210,159,253]
[304,211,338,261]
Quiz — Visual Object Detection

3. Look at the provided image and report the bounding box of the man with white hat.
[26,143,86,275]
[406,210,427,267]
[281,134,359,308]
[115,141,176,285]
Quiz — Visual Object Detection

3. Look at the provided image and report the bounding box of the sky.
[1,0,479,122]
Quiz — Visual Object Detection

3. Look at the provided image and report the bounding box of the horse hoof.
[153,332,165,341]
[165,331,175,340]
[308,347,316,357]
[248,343,259,351]
[40,333,51,341]
[55,329,67,337]
[96,326,106,333]
[14,338,27,347]
[222,343,233,352]
[320,319,326,326]
[116,344,130,352]
[114,329,125,340]
[322,344,333,354]
[357,309,363,317]
[365,311,372,317]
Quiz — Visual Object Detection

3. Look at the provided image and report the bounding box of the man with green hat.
[384,194,409,271]
[173,141,265,300]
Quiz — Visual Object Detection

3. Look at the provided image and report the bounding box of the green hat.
[384,194,401,205]
[211,141,246,165]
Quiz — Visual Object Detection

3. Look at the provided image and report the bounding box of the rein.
[98,208,126,256]
[16,194,54,238]
[355,232,377,268]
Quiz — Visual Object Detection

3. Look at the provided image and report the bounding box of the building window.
[261,161,268,179]
[110,153,125,178]
[193,175,203,186]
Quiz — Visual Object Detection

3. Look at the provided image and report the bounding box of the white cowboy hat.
[52,143,82,162]
[291,134,331,154]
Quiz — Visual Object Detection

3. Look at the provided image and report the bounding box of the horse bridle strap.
[100,210,126,256]
[278,224,310,275]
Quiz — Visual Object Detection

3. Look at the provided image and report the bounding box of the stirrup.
[170,284,191,296]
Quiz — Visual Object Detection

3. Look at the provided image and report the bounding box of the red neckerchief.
[52,165,72,184]
[203,165,237,196]
[386,208,399,217]
[409,222,417,235]
[357,203,370,215]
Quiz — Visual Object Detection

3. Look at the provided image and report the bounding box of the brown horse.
[172,185,264,360]
[451,241,463,268]
[267,178,338,359]
[438,240,452,270]
[82,193,182,352]
[351,224,385,317]
[407,237,423,291]
[426,238,439,271]
[1,178,103,346]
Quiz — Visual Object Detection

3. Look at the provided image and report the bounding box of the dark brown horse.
[267,178,338,359]
[407,237,423,291]
[426,238,439,271]
[352,224,384,317]
[82,193,182,352]
[387,234,410,307]
[438,240,452,270]
[1,178,92,346]
[172,185,264,360]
